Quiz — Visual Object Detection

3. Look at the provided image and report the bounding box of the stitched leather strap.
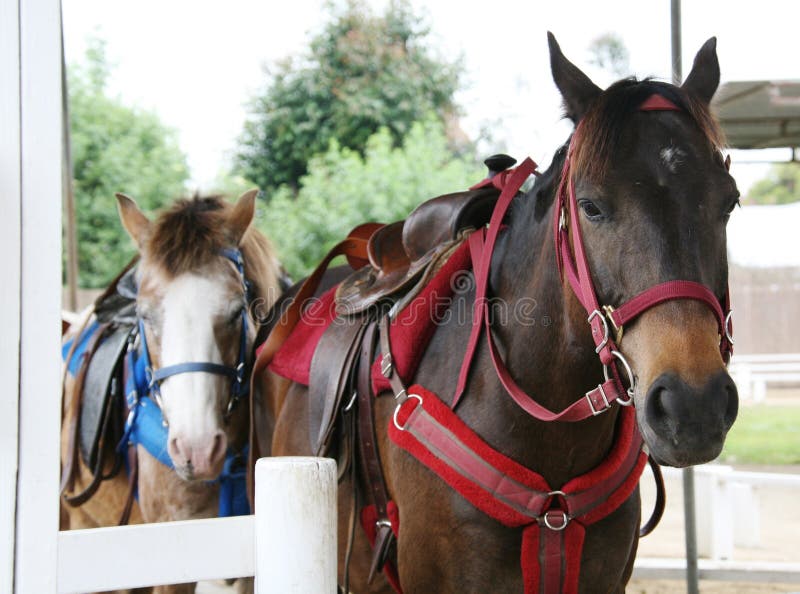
[356,320,396,583]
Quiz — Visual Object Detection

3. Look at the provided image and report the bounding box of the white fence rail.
[730,353,800,401]
[661,464,800,563]
[58,457,336,594]
[55,460,800,591]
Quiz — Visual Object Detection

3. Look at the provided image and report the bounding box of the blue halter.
[115,247,253,517]
[140,247,251,418]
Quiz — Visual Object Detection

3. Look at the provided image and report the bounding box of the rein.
[135,247,251,422]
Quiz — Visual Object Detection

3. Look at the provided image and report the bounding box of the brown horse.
[61,191,283,594]
[261,34,739,593]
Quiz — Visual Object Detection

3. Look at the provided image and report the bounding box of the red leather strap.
[453,158,538,407]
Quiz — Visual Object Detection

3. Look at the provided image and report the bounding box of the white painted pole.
[255,457,337,594]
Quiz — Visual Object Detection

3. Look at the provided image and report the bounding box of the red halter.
[455,94,734,419]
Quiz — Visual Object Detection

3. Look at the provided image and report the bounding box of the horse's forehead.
[161,273,237,315]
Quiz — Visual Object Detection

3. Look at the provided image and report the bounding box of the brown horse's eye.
[724,196,741,218]
[578,199,604,220]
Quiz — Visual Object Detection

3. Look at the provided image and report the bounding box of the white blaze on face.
[158,273,233,478]
[660,146,686,174]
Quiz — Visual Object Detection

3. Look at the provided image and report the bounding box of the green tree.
[236,0,461,191]
[746,163,800,205]
[69,38,189,287]
[256,117,483,277]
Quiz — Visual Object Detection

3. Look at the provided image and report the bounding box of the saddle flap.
[308,315,370,456]
[78,325,131,469]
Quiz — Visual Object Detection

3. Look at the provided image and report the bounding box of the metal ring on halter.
[542,510,569,531]
[603,350,636,405]
[393,394,423,432]
[724,310,734,345]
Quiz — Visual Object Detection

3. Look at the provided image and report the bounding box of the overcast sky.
[62,0,798,193]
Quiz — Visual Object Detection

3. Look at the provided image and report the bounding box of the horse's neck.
[487,181,620,485]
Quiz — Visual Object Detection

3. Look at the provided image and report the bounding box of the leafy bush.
[257,118,484,278]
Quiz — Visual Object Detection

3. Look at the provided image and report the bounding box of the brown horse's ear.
[229,189,258,245]
[115,193,151,250]
[682,37,720,104]
[548,32,602,124]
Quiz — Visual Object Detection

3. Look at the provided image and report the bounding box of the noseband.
[455,93,733,420]
[137,247,251,420]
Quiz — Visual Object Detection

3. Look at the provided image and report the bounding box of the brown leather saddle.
[334,185,501,316]
[61,260,138,513]
[311,182,504,459]
[307,160,519,585]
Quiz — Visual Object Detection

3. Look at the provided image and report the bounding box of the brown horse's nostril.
[644,373,684,437]
[644,370,738,465]
[711,371,739,430]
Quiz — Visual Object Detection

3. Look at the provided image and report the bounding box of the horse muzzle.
[639,370,738,467]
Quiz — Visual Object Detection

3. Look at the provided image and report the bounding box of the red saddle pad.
[267,240,472,394]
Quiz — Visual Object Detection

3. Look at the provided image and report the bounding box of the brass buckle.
[603,305,624,344]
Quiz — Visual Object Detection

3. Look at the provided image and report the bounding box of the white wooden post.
[3,0,64,592]
[695,465,734,561]
[732,482,760,548]
[0,0,22,591]
[255,457,337,594]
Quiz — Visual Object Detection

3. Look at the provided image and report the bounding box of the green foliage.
[746,163,800,205]
[69,38,189,288]
[719,404,800,465]
[236,0,461,191]
[256,118,483,278]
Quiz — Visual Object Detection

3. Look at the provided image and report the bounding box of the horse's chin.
[638,413,728,468]
[173,463,222,483]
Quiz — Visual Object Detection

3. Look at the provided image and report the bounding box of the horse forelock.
[570,78,726,184]
[144,195,231,278]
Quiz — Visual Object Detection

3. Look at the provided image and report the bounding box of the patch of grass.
[718,405,800,465]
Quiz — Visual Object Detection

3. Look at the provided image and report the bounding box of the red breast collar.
[389,386,647,594]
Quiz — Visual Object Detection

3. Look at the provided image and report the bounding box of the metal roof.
[713,80,800,150]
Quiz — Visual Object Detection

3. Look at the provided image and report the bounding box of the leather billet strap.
[389,386,647,594]
[356,320,396,584]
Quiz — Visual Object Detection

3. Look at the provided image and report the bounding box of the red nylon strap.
[389,385,647,594]
[554,93,734,377]
[453,158,538,407]
[609,280,725,330]
[467,228,629,421]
